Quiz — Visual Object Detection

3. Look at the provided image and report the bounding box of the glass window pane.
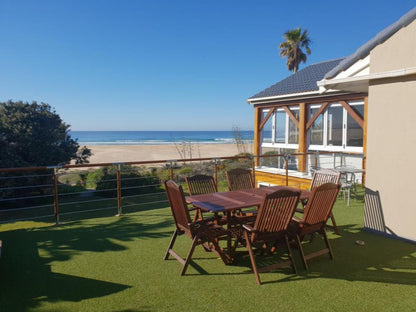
[327,106,343,146]
[275,111,286,143]
[288,109,299,144]
[310,107,323,145]
[261,110,273,144]
[347,105,364,147]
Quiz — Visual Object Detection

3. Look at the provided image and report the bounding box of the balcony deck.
[0,194,415,311]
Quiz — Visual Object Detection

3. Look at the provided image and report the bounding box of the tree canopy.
[278,28,311,73]
[0,101,91,168]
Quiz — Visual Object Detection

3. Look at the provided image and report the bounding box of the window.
[273,106,299,147]
[288,108,299,144]
[310,107,323,145]
[260,106,299,148]
[327,105,343,146]
[347,105,364,147]
[260,101,364,155]
[261,110,273,144]
[308,101,364,152]
[275,111,286,144]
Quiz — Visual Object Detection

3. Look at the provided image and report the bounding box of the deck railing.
[0,151,364,225]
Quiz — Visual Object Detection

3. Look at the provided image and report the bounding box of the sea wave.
[77,139,252,146]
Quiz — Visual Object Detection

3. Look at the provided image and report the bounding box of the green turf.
[0,195,415,312]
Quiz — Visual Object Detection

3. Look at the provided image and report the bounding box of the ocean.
[70,131,254,145]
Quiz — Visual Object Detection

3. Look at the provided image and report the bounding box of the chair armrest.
[243,224,254,232]
[292,216,303,223]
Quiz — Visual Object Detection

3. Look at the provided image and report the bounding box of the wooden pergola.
[253,93,368,172]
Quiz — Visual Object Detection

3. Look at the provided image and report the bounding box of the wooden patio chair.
[291,182,341,270]
[226,168,257,220]
[185,174,217,195]
[164,180,230,275]
[185,175,217,221]
[226,168,254,191]
[298,169,341,234]
[242,189,301,285]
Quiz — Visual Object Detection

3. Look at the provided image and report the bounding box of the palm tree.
[279,28,311,73]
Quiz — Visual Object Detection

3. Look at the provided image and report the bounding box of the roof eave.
[318,66,416,93]
[247,89,347,105]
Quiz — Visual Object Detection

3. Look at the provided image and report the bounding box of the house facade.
[248,7,416,242]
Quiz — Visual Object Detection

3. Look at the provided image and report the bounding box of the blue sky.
[1,1,414,131]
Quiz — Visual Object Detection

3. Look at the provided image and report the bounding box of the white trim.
[318,66,416,92]
[247,90,320,104]
[257,182,278,187]
[334,55,370,79]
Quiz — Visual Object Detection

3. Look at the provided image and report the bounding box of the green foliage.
[279,27,311,73]
[86,168,106,189]
[57,183,86,194]
[94,165,161,198]
[0,100,91,168]
[221,153,252,170]
[178,166,193,176]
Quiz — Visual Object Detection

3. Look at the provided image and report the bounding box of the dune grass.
[0,195,415,312]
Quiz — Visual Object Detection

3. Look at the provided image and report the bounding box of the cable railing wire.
[0,151,364,224]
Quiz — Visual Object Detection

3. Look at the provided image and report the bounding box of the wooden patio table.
[186,185,310,214]
[185,185,310,259]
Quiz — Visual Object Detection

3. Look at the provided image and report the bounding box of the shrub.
[94,166,161,198]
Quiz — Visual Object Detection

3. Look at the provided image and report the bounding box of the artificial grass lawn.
[0,196,415,312]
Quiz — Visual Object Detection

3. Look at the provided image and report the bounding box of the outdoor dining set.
[164,168,346,285]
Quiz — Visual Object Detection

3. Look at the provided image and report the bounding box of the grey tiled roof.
[325,7,416,79]
[248,58,344,100]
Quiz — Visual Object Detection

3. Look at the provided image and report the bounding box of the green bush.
[94,166,161,198]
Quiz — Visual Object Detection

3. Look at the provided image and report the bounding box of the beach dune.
[84,143,252,164]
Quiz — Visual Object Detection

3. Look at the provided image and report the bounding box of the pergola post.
[253,107,262,166]
[298,103,307,172]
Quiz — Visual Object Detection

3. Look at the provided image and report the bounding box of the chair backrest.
[226,168,254,191]
[251,189,301,242]
[185,175,217,196]
[310,169,341,191]
[165,180,192,234]
[302,183,341,226]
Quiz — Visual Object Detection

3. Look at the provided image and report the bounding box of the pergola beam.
[259,107,276,131]
[340,100,364,128]
[283,106,299,128]
[306,102,329,130]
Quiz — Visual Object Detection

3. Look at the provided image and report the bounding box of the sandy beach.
[84,143,252,164]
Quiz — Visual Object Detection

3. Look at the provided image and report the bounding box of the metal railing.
[0,151,364,225]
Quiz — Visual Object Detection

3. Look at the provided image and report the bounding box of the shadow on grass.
[185,223,416,286]
[0,214,173,311]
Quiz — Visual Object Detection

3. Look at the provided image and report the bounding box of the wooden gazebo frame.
[253,93,368,173]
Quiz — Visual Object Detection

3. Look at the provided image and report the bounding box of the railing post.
[212,158,218,187]
[251,156,256,188]
[314,151,318,168]
[167,160,176,180]
[116,164,123,216]
[285,154,289,186]
[52,167,60,225]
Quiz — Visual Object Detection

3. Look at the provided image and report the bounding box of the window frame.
[261,106,300,149]
[308,100,364,153]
